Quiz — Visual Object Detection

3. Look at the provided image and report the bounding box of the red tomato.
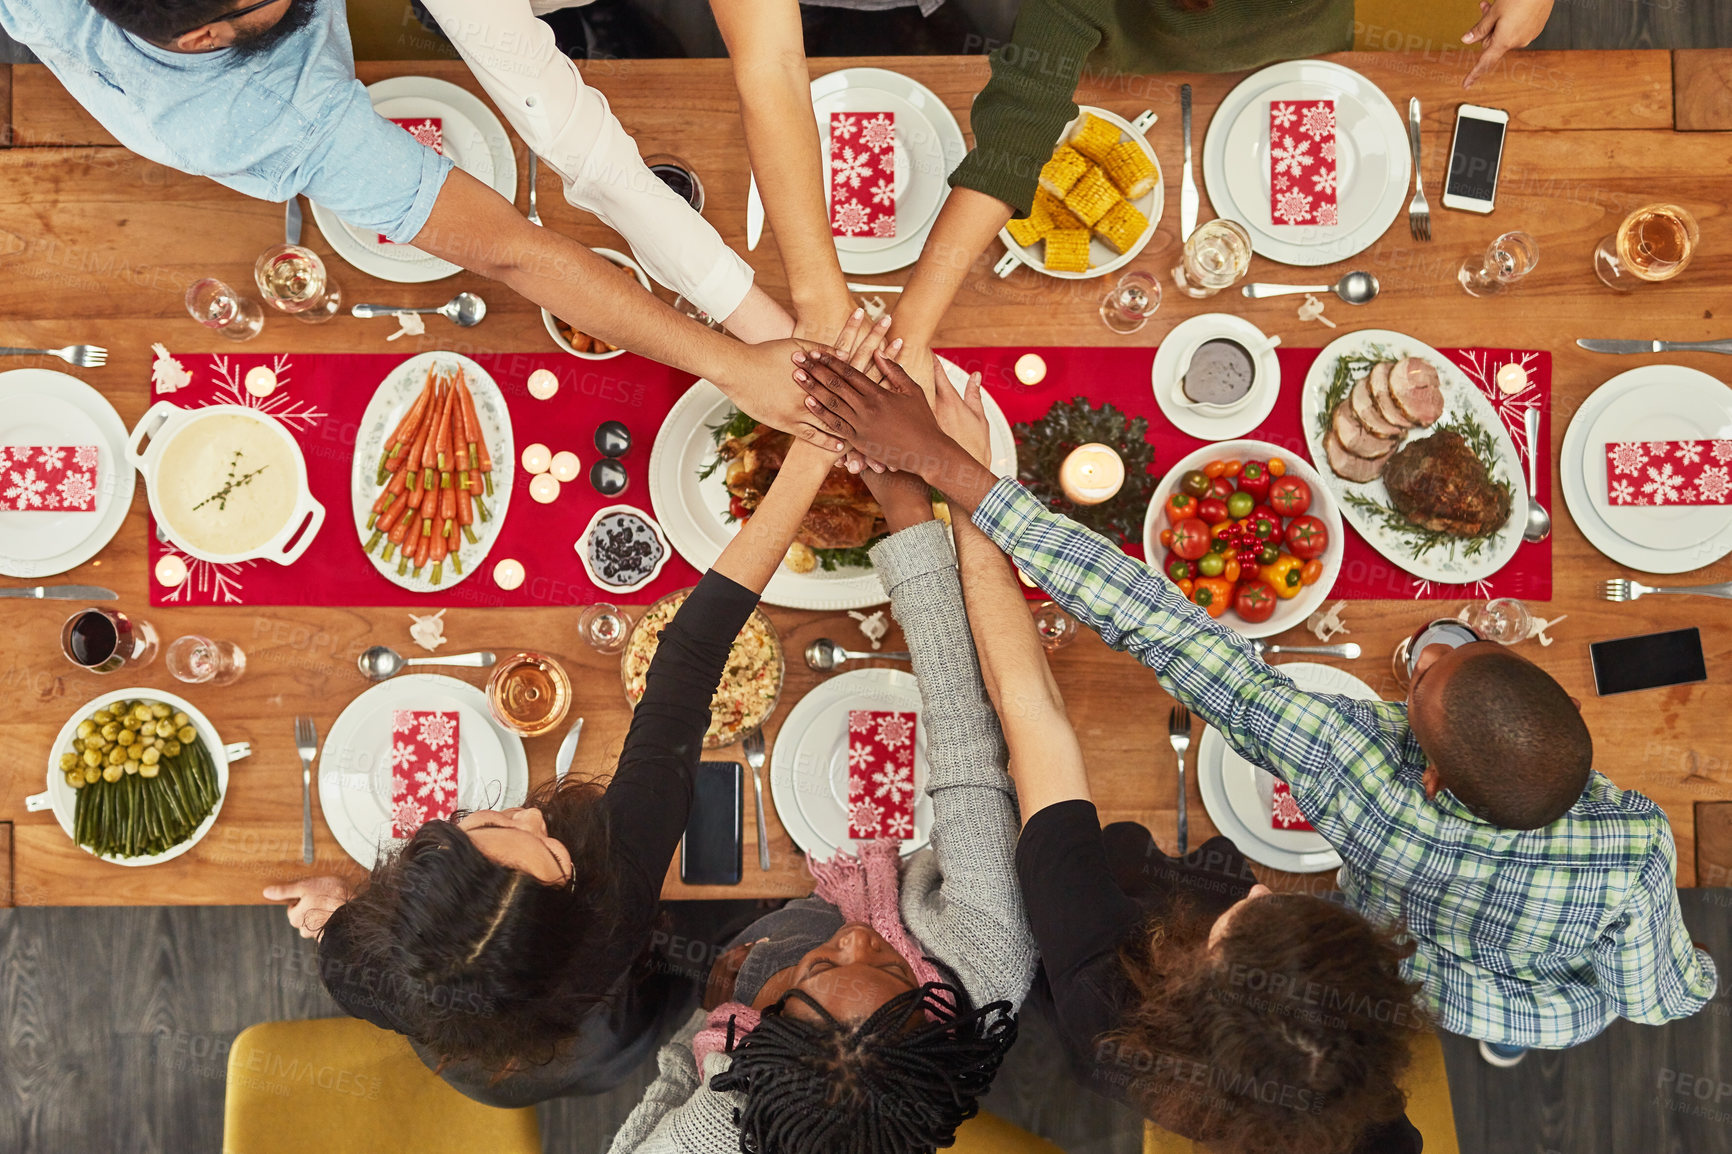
[1165,492,1200,524]
[1208,476,1235,500]
[729,496,752,521]
[1250,504,1282,528]
[1235,460,1270,502]
[1285,515,1329,560]
[1269,476,1312,517]
[1232,579,1278,624]
[1197,496,1231,525]
[1171,517,1212,560]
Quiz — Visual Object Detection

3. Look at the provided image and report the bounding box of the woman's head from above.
[87,0,317,55]
[316,780,619,1071]
[750,921,920,1021]
[1112,889,1424,1154]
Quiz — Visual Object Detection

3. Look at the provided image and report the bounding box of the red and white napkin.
[1269,100,1338,227]
[1605,440,1732,505]
[1271,780,1314,832]
[0,445,98,511]
[389,708,460,837]
[829,112,896,239]
[381,118,445,244]
[847,709,917,841]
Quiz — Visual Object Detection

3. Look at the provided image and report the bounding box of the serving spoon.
[1521,407,1552,543]
[804,638,910,673]
[1249,640,1361,661]
[1240,271,1379,305]
[358,645,497,681]
[350,292,487,327]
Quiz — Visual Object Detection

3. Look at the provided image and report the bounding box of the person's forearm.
[711,442,834,592]
[887,188,1014,364]
[723,283,796,343]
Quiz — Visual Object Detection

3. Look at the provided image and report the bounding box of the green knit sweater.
[950,0,1354,216]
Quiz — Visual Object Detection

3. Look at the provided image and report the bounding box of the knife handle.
[1180,84,1193,151]
[1663,339,1732,355]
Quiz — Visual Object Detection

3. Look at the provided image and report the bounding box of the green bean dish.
[58,699,222,859]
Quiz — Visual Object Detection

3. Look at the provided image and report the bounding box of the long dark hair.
[316,777,625,1073]
[1106,895,1424,1154]
[710,982,1018,1154]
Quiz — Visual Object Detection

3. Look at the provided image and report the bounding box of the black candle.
[590,457,629,496]
[594,420,631,458]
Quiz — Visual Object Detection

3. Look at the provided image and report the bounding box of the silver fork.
[742,729,771,871]
[293,716,318,864]
[526,152,542,227]
[1167,704,1191,858]
[0,344,107,367]
[1602,578,1732,602]
[1407,97,1430,243]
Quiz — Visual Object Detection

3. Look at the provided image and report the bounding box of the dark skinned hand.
[796,349,952,475]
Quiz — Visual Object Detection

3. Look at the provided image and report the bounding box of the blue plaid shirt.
[975,478,1716,1047]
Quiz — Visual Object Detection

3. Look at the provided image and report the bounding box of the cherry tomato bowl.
[1141,439,1344,639]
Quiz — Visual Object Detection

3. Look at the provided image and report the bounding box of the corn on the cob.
[1035,189,1085,232]
[1067,113,1122,164]
[1042,228,1092,273]
[1100,139,1159,199]
[1063,166,1120,227]
[1093,199,1149,254]
[1037,145,1089,198]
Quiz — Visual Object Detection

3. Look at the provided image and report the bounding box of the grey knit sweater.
[607,519,1037,1154]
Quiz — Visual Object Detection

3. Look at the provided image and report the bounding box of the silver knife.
[1577,338,1732,355]
[0,584,118,600]
[284,197,302,246]
[554,717,584,784]
[746,171,764,252]
[1180,84,1198,243]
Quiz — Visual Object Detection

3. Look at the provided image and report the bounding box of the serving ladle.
[358,644,497,681]
[350,292,487,327]
[804,638,910,673]
[1240,271,1380,305]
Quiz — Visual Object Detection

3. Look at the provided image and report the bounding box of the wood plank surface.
[1675,49,1732,131]
[0,54,1728,906]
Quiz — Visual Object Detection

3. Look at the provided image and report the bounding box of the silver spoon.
[1240,271,1379,304]
[1521,406,1552,543]
[350,292,486,327]
[1249,640,1361,661]
[804,638,911,673]
[358,645,497,681]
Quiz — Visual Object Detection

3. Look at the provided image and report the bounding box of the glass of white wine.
[185,278,264,341]
[254,243,343,323]
[1171,219,1252,299]
[1458,231,1539,297]
[1593,203,1699,291]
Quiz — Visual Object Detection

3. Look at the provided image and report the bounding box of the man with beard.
[0,0,829,446]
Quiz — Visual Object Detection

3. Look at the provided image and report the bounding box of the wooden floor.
[1,892,1728,1153]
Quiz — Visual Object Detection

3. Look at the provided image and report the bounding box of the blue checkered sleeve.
[1594,824,1718,1022]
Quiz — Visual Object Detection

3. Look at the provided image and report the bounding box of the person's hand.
[794,295,861,350]
[795,349,950,475]
[264,876,355,940]
[1461,0,1554,88]
[933,358,992,466]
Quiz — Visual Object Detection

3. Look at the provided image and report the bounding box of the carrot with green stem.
[413,517,433,575]
[395,512,423,576]
[456,483,477,545]
[428,513,449,585]
[421,374,451,498]
[456,372,492,497]
[377,367,435,482]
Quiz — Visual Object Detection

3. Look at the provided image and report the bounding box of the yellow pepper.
[1259,553,1305,599]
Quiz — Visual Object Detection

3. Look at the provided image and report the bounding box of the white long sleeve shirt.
[421,0,754,320]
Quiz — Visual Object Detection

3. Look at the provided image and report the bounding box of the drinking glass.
[1458,231,1539,297]
[253,243,343,323]
[166,634,247,685]
[1389,618,1482,692]
[1593,203,1699,291]
[1463,598,1533,645]
[61,607,158,674]
[1171,219,1252,299]
[1032,601,1078,652]
[579,603,632,654]
[185,278,264,341]
[1098,270,1162,334]
[487,652,572,738]
[642,154,705,212]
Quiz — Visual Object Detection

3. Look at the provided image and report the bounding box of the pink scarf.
[692,840,946,1068]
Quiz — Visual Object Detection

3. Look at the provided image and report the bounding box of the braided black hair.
[710,981,1018,1154]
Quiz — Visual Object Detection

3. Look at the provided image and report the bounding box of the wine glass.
[1098,270,1162,334]
[1463,598,1533,645]
[1171,219,1252,299]
[166,634,247,685]
[1031,601,1078,652]
[642,154,705,212]
[253,243,343,323]
[1593,203,1700,291]
[61,608,158,674]
[1458,231,1539,297]
[1389,618,1483,692]
[486,652,572,738]
[579,603,632,654]
[185,278,264,341]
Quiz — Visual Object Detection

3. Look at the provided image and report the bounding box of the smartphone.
[1442,104,1509,214]
[681,761,743,886]
[1590,628,1707,697]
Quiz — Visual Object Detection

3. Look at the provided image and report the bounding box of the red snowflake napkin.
[380,118,444,244]
[1269,99,1338,227]
[1605,440,1732,505]
[847,709,917,841]
[1271,780,1314,832]
[0,445,99,511]
[389,709,460,837]
[829,112,896,239]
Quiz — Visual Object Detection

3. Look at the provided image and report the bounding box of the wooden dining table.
[2,49,1730,909]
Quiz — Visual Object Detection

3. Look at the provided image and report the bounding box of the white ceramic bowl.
[1141,439,1344,640]
[578,503,672,595]
[542,248,654,361]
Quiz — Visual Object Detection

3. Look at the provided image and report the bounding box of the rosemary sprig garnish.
[1315,343,1394,440]
[192,450,267,512]
[1341,409,1514,561]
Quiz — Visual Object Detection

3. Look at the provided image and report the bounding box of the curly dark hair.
[86,0,312,48]
[1104,894,1424,1154]
[315,777,627,1075]
[709,982,1018,1154]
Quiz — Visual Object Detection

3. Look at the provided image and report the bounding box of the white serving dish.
[542,248,654,361]
[577,503,672,595]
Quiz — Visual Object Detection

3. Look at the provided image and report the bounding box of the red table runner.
[147,344,1549,607]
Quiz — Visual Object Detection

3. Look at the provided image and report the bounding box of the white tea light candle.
[550,450,582,483]
[520,443,552,474]
[1058,442,1125,505]
[528,473,561,504]
[492,558,526,590]
[526,369,560,400]
[1015,353,1047,385]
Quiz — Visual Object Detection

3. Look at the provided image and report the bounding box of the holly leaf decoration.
[1012,397,1156,544]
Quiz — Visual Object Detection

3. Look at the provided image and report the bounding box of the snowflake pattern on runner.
[1273,188,1314,225]
[872,765,914,804]
[847,709,917,841]
[875,713,914,749]
[56,471,96,508]
[1606,441,1732,506]
[35,446,65,469]
[0,445,98,512]
[387,741,419,772]
[1270,134,1315,178]
[2,467,46,509]
[1271,102,1298,129]
[1714,440,1732,464]
[391,710,461,836]
[1610,479,1635,503]
[1697,466,1731,503]
[1269,99,1336,226]
[415,758,457,806]
[830,112,895,239]
[74,445,99,469]
[832,200,872,237]
[847,742,876,772]
[1676,441,1705,466]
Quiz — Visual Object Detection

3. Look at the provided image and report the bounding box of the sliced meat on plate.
[1324,428,1392,483]
[1389,357,1446,427]
[1351,374,1407,438]
[1332,401,1402,460]
[1369,361,1415,430]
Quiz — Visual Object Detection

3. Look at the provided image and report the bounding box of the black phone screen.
[1446,113,1507,203]
[1590,628,1707,696]
[681,761,743,886]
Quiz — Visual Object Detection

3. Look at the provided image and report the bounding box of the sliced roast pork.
[1389,357,1446,427]
[1368,361,1415,430]
[1332,400,1401,459]
[1351,375,1406,438]
[1324,428,1392,482]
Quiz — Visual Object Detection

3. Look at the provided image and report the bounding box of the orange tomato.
[1267,457,1287,477]
[1177,578,1195,597]
[1203,459,1228,479]
[1160,529,1174,546]
[1223,459,1243,477]
[1300,558,1324,586]
[1223,558,1242,584]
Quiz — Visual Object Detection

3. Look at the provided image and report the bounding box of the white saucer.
[1150,314,1282,440]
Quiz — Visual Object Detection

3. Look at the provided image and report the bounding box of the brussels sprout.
[116,730,135,747]
[163,740,183,758]
[132,704,153,723]
[83,748,103,769]
[139,761,161,779]
[177,726,197,745]
[59,752,79,771]
[102,764,123,783]
[124,760,140,775]
[73,737,86,754]
[77,720,97,739]
[92,709,113,725]
[82,765,101,784]
[150,703,171,720]
[155,719,176,739]
[172,712,190,728]
[141,747,161,766]
[107,745,127,766]
[66,770,84,789]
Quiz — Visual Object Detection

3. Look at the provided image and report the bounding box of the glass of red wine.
[642,154,704,213]
[61,608,159,674]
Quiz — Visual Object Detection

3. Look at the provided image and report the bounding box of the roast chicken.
[719,426,884,550]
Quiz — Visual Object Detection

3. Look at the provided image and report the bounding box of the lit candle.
[528,473,561,504]
[154,553,188,588]
[1058,442,1125,505]
[1495,362,1529,395]
[1014,353,1047,386]
[492,558,526,591]
[520,442,552,474]
[550,450,582,483]
[526,369,560,401]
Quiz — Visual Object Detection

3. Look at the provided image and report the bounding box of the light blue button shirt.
[0,0,452,241]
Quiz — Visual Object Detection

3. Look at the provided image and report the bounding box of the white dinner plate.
[319,674,527,867]
[1561,365,1732,573]
[1202,60,1408,267]
[1149,314,1281,440]
[769,668,932,859]
[0,369,134,578]
[349,352,515,594]
[648,358,1016,611]
[1196,662,1364,873]
[1581,368,1732,551]
[310,76,517,284]
[1299,328,1527,585]
[811,68,966,275]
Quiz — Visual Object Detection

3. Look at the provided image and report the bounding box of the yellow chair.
[222,1018,541,1154]
[952,1110,1067,1154]
[1143,1030,1460,1154]
[1353,0,1485,54]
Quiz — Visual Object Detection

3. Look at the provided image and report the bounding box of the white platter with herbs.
[1299,328,1526,585]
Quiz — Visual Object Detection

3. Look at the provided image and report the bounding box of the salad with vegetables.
[1155,455,1330,626]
